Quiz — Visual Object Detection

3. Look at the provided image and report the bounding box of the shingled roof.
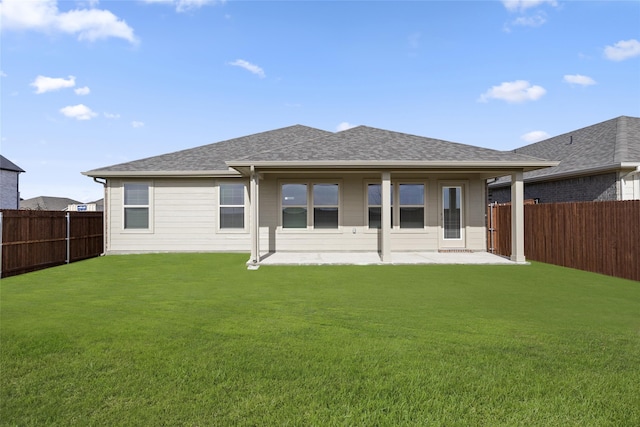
[85,125,332,175]
[229,125,545,163]
[0,155,24,173]
[85,124,554,178]
[494,116,640,185]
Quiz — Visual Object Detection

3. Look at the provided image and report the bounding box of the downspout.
[619,166,640,200]
[93,177,108,255]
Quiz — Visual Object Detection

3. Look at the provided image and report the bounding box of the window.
[367,184,392,229]
[282,184,307,228]
[281,182,340,229]
[313,184,339,229]
[219,183,245,229]
[124,183,149,229]
[399,184,424,228]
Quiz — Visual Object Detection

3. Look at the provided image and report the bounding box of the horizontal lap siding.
[108,178,250,253]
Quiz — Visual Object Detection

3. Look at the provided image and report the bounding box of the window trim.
[122,181,153,233]
[217,181,249,233]
[279,180,342,231]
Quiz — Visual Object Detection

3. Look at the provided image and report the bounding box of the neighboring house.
[83,125,556,266]
[21,196,82,211]
[0,155,25,209]
[67,199,104,212]
[489,116,640,203]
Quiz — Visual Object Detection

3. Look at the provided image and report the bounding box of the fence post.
[66,211,70,264]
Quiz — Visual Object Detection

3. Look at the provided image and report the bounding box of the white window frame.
[279,180,342,231]
[217,181,249,233]
[122,181,153,233]
[397,182,427,230]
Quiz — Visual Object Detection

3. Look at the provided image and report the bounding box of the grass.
[1,253,639,426]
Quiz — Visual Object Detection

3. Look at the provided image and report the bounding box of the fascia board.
[226,160,559,171]
[81,169,242,178]
[488,162,640,188]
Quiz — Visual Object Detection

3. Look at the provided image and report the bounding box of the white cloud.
[478,80,546,103]
[31,75,76,94]
[502,0,557,12]
[104,112,121,119]
[75,86,91,95]
[143,0,225,13]
[563,74,596,86]
[228,59,265,78]
[521,130,550,143]
[604,39,640,61]
[0,70,7,77]
[60,104,98,120]
[510,12,547,28]
[0,0,138,44]
[131,121,145,128]
[337,122,356,132]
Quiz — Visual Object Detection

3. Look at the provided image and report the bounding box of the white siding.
[107,178,251,253]
[620,171,640,200]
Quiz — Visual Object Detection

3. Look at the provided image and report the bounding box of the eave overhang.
[81,169,242,179]
[489,162,640,188]
[225,160,559,176]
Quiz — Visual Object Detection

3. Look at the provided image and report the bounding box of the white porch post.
[381,172,392,262]
[248,166,260,269]
[510,171,526,263]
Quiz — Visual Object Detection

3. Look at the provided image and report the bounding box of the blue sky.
[1,0,639,203]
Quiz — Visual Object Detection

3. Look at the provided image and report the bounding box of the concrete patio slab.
[258,251,517,266]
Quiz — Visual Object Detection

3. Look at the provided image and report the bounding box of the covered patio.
[258,251,517,266]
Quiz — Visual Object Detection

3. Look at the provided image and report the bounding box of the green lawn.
[1,254,639,426]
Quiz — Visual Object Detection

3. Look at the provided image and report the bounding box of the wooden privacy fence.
[488,200,640,282]
[0,210,104,278]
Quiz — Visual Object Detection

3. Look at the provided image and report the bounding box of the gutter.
[81,169,242,178]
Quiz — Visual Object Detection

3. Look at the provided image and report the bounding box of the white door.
[439,185,465,249]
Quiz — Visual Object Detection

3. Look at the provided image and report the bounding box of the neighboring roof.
[0,155,25,173]
[85,124,555,178]
[84,125,332,177]
[20,196,82,211]
[492,116,640,186]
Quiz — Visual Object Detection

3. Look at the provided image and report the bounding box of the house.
[83,125,557,267]
[20,196,82,211]
[67,199,104,212]
[0,155,24,210]
[489,116,640,203]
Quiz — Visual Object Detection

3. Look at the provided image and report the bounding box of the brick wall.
[489,172,619,204]
[0,170,20,209]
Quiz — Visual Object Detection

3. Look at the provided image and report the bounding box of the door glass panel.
[443,187,461,239]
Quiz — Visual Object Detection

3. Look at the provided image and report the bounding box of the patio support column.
[248,165,260,270]
[380,172,392,262]
[510,170,526,263]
